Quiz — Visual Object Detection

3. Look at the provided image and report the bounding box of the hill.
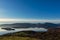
[0,30,60,40]
[0,23,59,28]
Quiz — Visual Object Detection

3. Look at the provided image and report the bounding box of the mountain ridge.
[0,22,60,28]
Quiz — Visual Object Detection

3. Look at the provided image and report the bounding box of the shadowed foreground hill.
[0,30,60,40]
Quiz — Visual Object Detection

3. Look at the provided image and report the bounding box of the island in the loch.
[0,23,60,40]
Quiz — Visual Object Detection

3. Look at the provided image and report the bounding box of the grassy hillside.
[0,30,60,40]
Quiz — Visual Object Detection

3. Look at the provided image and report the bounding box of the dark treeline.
[0,22,60,28]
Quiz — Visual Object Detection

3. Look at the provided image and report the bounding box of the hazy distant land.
[0,23,60,40]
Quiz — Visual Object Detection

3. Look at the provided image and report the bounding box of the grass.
[0,30,60,40]
[0,36,40,40]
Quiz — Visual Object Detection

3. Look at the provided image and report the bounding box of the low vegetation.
[0,30,60,40]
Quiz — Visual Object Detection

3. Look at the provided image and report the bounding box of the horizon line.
[0,18,60,24]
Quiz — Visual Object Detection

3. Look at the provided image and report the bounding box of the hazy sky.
[0,0,60,23]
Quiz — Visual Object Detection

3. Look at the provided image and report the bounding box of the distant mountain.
[42,23,58,28]
[0,23,59,28]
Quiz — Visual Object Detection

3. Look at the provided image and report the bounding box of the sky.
[0,0,60,24]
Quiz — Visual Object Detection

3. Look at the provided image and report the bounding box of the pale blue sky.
[0,0,60,19]
[0,0,60,24]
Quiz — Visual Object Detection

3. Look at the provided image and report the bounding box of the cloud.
[0,18,60,24]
